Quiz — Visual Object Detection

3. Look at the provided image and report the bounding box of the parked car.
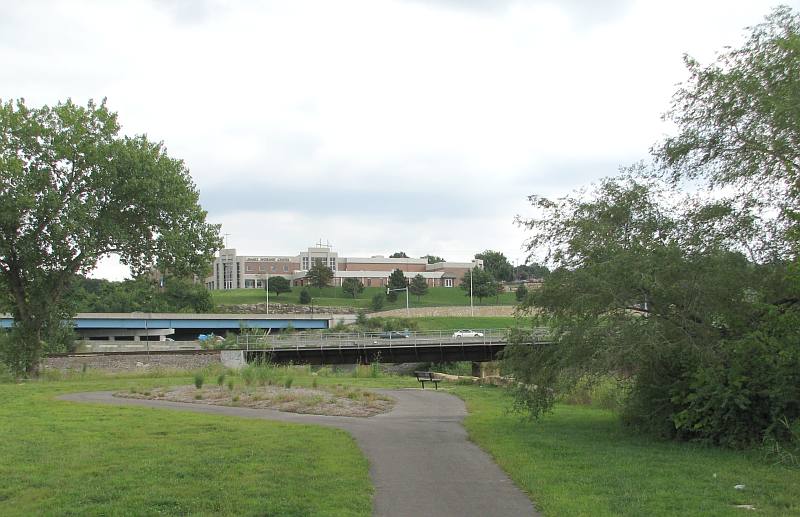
[379,330,411,339]
[452,329,484,338]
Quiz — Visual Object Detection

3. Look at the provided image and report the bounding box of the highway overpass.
[0,312,356,341]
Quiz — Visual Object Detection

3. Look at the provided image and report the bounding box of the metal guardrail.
[235,328,550,351]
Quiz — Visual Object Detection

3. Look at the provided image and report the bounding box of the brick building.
[205,245,483,290]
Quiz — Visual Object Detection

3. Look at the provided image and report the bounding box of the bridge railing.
[236,328,550,350]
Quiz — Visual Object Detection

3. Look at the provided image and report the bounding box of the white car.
[452,329,484,338]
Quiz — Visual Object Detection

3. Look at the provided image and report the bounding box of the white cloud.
[2,0,783,280]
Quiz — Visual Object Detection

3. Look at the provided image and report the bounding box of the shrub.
[227,378,235,391]
[761,416,800,467]
[254,365,275,386]
[370,293,385,311]
[670,333,800,448]
[284,376,293,389]
[559,375,628,411]
[370,353,382,378]
[299,288,311,304]
[194,372,204,389]
[217,373,226,386]
[240,366,255,386]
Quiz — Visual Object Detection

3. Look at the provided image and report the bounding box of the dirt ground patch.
[115,384,395,417]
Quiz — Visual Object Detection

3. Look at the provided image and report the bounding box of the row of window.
[245,264,290,273]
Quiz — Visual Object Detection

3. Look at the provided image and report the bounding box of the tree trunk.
[4,317,44,377]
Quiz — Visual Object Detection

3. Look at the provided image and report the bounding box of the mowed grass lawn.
[2,371,798,516]
[458,385,800,517]
[411,316,519,331]
[212,286,517,309]
[0,375,383,517]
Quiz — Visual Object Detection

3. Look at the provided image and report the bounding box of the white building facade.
[205,245,483,290]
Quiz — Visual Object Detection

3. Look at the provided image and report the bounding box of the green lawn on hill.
[212,286,517,309]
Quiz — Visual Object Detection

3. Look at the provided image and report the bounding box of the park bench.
[414,371,441,390]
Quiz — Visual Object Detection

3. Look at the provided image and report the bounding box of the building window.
[244,279,255,288]
[271,265,276,272]
[444,278,453,288]
[283,265,288,272]
[367,279,371,286]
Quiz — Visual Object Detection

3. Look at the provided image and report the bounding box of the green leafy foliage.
[508,172,800,446]
[475,250,514,281]
[515,262,549,280]
[505,9,800,449]
[298,288,311,304]
[459,267,500,303]
[305,262,333,289]
[408,274,428,301]
[514,284,528,302]
[341,278,364,299]
[267,276,291,298]
[421,254,445,264]
[0,99,221,374]
[389,251,408,258]
[370,292,385,310]
[659,6,800,243]
[386,268,406,302]
[67,276,213,313]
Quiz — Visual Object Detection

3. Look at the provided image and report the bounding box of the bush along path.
[61,389,537,517]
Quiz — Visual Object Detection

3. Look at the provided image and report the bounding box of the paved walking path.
[61,389,538,517]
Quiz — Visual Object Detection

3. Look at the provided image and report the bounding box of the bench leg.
[419,381,425,389]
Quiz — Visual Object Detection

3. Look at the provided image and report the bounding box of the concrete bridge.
[228,328,551,366]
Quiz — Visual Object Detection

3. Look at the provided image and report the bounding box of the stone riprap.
[44,352,220,373]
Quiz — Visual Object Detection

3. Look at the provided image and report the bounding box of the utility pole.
[470,266,474,317]
[387,286,410,316]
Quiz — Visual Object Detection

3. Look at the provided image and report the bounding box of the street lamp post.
[387,286,410,316]
[264,274,270,315]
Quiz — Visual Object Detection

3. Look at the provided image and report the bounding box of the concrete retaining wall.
[44,352,221,373]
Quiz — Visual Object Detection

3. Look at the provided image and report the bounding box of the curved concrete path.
[61,389,538,517]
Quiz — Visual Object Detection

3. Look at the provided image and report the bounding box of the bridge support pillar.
[221,350,246,370]
[471,362,483,378]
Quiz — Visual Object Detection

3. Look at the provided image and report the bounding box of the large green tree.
[0,99,220,374]
[267,276,291,298]
[389,251,409,258]
[459,267,499,303]
[386,268,406,302]
[341,277,364,299]
[305,262,333,289]
[659,6,800,249]
[506,8,800,448]
[421,254,445,264]
[408,274,428,301]
[475,250,513,281]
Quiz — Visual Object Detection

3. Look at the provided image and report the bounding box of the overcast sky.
[0,0,791,279]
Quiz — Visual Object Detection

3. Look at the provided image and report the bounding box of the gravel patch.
[115,385,395,417]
